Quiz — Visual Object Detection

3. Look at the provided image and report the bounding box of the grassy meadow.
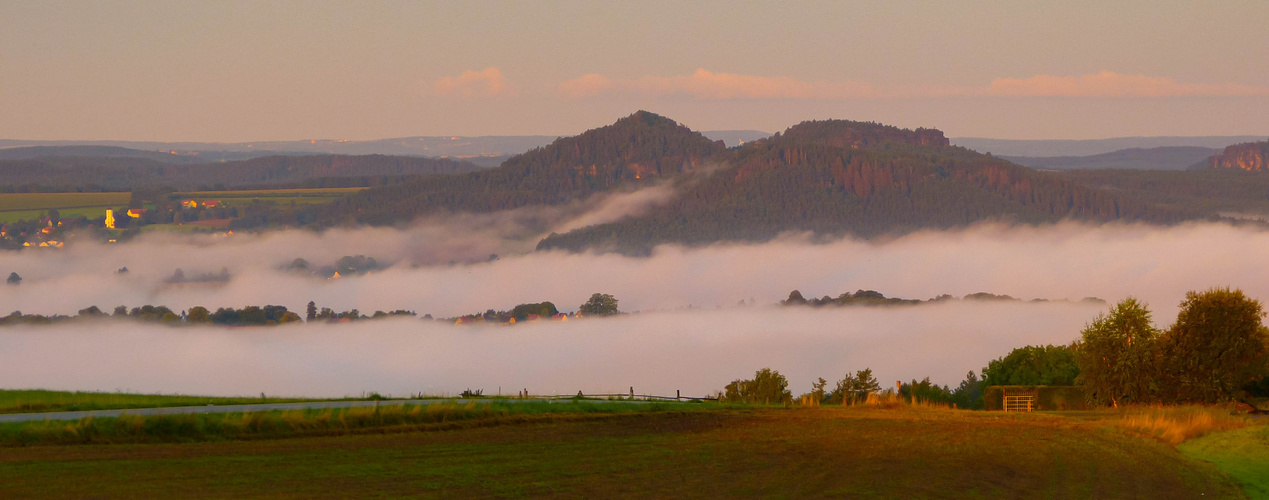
[0,390,323,415]
[0,400,1261,498]
[0,192,128,223]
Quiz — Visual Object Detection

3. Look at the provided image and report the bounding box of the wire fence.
[503,389,720,402]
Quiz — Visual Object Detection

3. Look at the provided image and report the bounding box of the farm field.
[174,187,366,207]
[0,192,128,223]
[0,407,1249,499]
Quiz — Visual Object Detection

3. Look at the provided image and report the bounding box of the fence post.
[676,390,680,401]
[629,386,634,399]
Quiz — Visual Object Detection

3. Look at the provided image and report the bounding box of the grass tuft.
[1116,405,1249,445]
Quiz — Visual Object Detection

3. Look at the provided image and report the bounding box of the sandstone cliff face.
[1209,141,1269,171]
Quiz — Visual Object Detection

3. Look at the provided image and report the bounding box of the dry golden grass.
[1116,405,1250,445]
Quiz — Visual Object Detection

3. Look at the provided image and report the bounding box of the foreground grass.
[1180,424,1269,498]
[0,389,328,414]
[0,406,1244,499]
[0,401,706,446]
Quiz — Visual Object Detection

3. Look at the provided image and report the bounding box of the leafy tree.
[723,368,792,404]
[579,293,619,316]
[900,377,955,404]
[187,306,212,324]
[5,272,19,285]
[1158,287,1269,403]
[1074,298,1160,406]
[982,345,1079,387]
[781,290,808,306]
[112,305,128,317]
[306,301,317,321]
[511,302,559,320]
[829,368,881,404]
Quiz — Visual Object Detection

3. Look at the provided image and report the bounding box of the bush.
[723,368,792,404]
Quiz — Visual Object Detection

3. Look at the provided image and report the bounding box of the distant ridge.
[0,129,768,159]
[953,136,1265,157]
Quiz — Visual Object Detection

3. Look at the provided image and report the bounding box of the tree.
[306,301,317,321]
[579,293,619,316]
[723,368,792,404]
[1074,297,1160,406]
[511,302,559,320]
[830,368,881,404]
[5,272,19,285]
[112,305,128,317]
[951,371,985,409]
[982,345,1080,387]
[187,306,212,324]
[1158,287,1269,403]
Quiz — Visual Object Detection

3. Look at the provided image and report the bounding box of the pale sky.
[1,0,1267,141]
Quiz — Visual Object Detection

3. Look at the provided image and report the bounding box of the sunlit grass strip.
[0,390,328,414]
[1115,405,1252,445]
[0,401,722,446]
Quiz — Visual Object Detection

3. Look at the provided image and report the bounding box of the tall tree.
[579,293,619,316]
[1158,287,1269,403]
[1074,298,1160,406]
[306,301,317,322]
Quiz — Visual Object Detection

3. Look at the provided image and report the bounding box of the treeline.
[0,155,479,192]
[779,289,1106,307]
[0,303,421,327]
[726,286,1269,409]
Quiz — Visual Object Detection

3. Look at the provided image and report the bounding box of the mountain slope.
[537,120,1193,253]
[326,111,727,224]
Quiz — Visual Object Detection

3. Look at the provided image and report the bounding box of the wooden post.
[676,390,680,401]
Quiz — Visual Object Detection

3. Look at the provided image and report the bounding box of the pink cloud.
[432,67,511,98]
[557,73,615,99]
[557,69,1269,100]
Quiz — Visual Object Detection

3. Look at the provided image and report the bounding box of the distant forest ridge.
[0,154,481,191]
[0,130,771,159]
[952,136,1265,157]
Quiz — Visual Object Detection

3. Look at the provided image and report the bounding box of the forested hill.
[0,154,480,191]
[323,111,727,224]
[536,119,1195,253]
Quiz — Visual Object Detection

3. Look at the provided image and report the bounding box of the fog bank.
[2,221,1268,319]
[0,302,1102,397]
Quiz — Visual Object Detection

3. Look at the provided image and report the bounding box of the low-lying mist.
[0,302,1100,398]
[2,220,1267,319]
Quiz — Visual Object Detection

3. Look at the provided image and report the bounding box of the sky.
[1,0,1267,142]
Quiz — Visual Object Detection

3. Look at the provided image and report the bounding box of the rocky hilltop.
[776,119,949,149]
[1209,140,1269,171]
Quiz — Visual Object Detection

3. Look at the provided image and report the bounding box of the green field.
[174,187,365,207]
[1181,424,1269,497]
[0,406,1252,498]
[0,389,327,414]
[0,192,128,223]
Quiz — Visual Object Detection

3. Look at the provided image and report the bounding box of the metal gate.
[1004,395,1034,412]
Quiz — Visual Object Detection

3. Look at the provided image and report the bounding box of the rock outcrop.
[1209,141,1269,171]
